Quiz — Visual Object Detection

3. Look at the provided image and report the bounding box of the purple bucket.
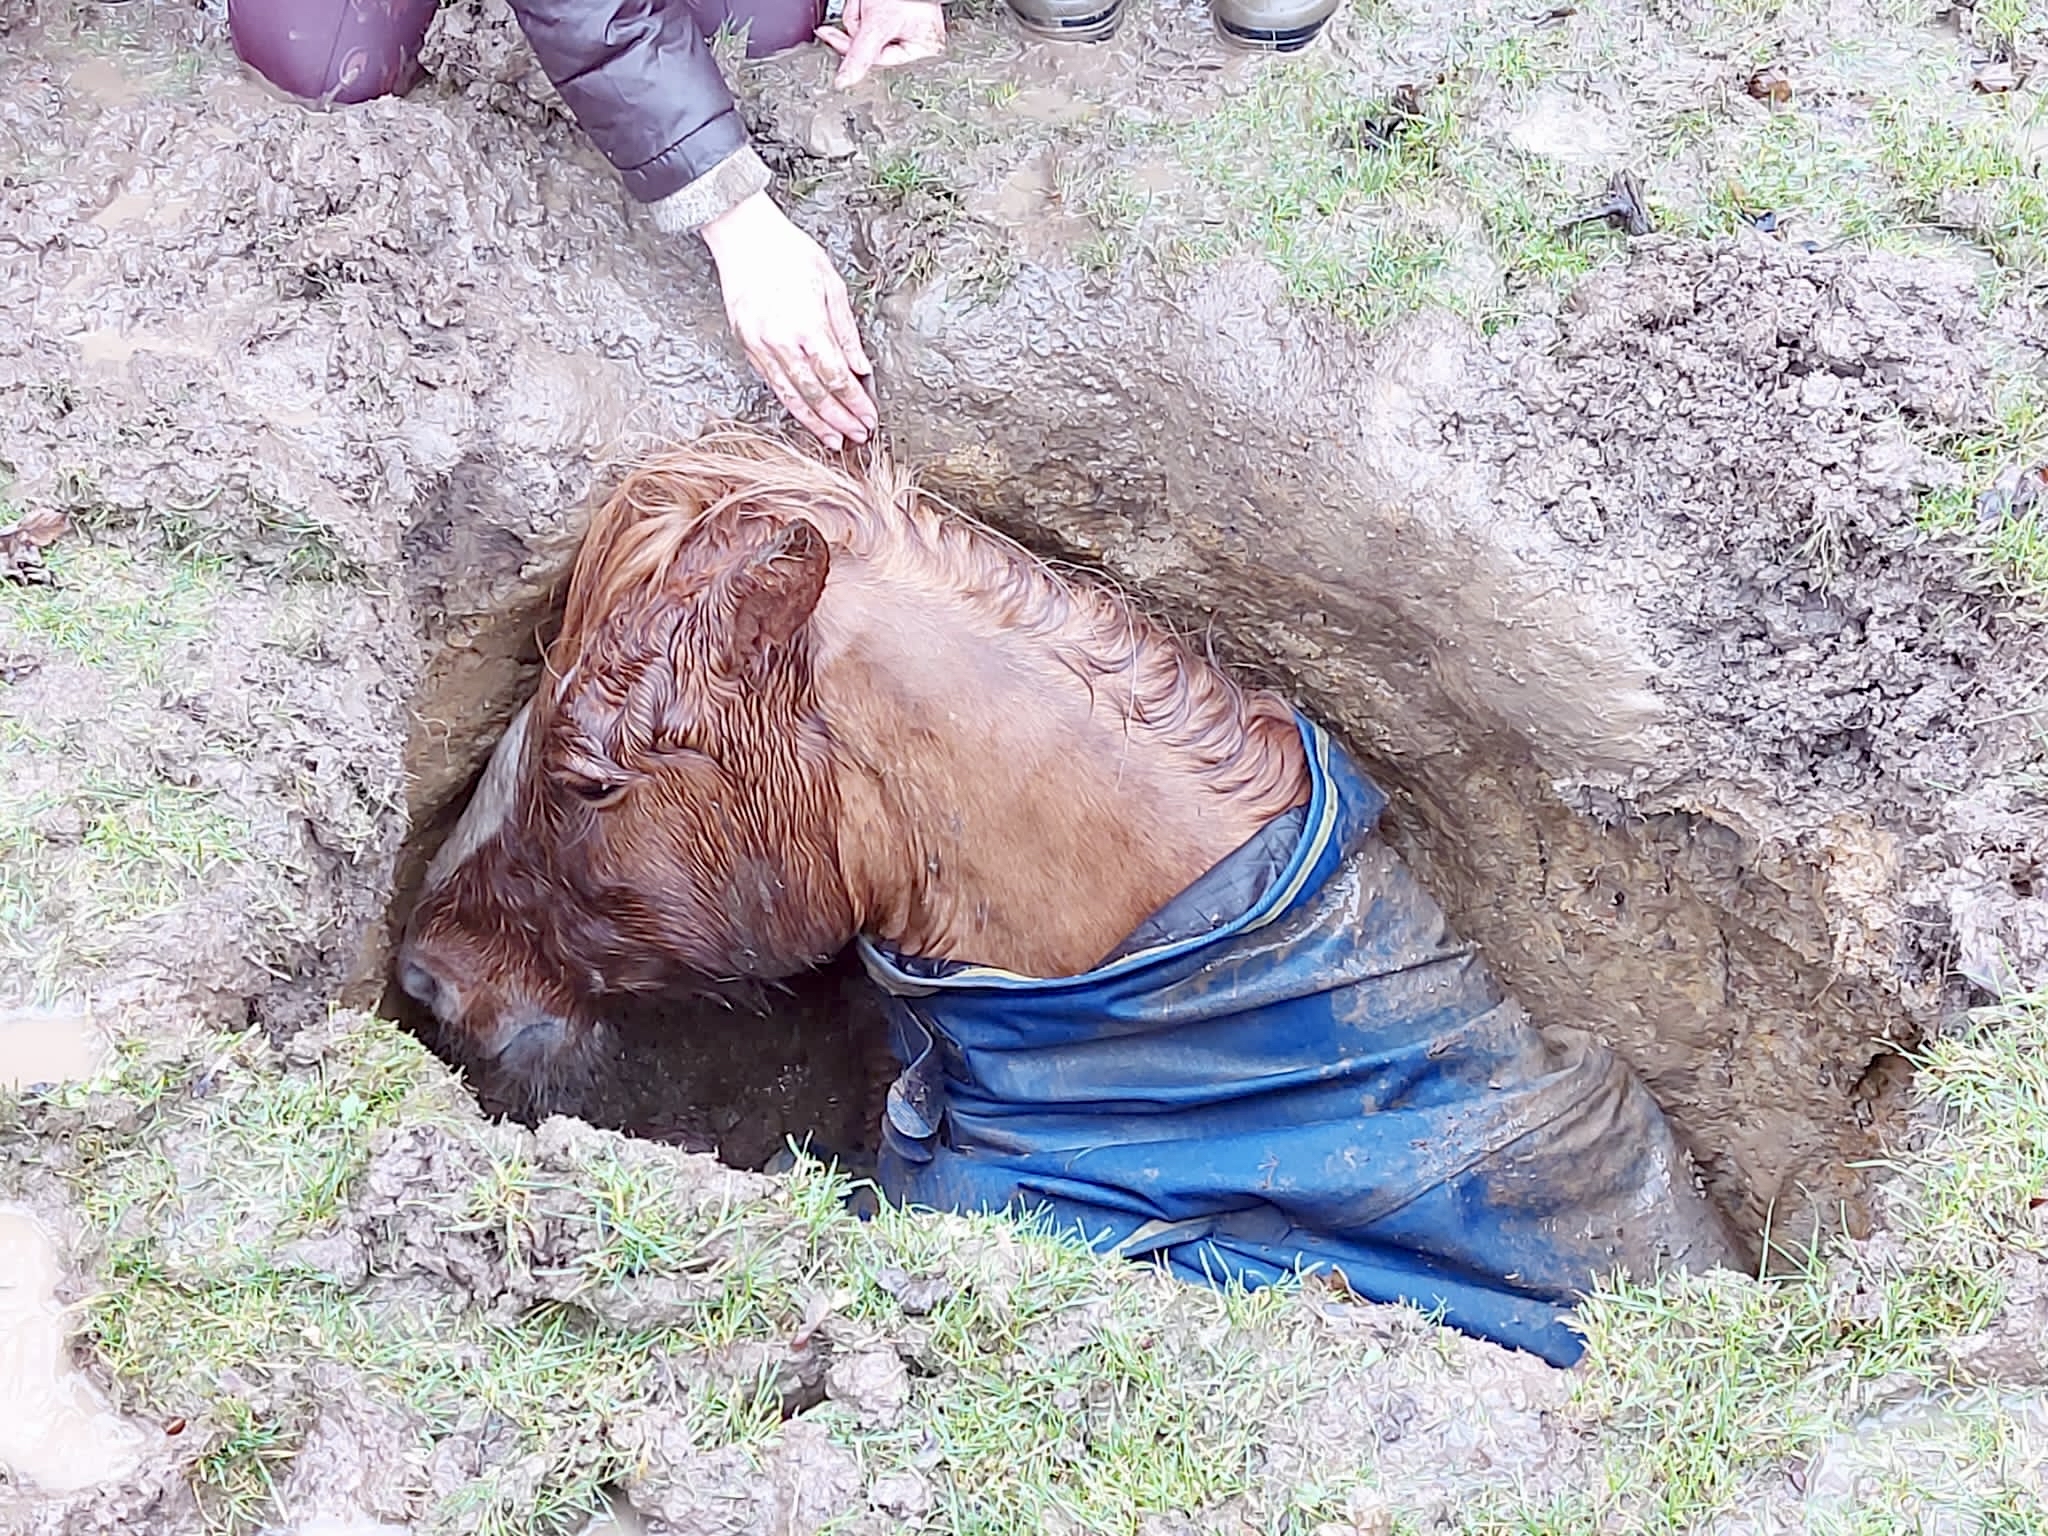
[227,0,440,107]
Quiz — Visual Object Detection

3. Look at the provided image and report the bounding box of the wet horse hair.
[548,428,1303,811]
[398,424,1311,1088]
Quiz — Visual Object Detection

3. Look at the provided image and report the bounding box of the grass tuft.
[192,1399,298,1532]
[1,542,224,681]
[0,538,254,985]
[1874,96,2048,293]
[1551,990,2048,1532]
[1918,369,2048,593]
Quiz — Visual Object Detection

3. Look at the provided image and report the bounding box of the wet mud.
[0,1009,108,1094]
[0,1009,171,1532]
[1,0,2044,1528]
[0,1207,152,1501]
[382,941,898,1174]
[846,236,2039,1251]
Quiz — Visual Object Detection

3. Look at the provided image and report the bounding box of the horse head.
[398,444,861,1087]
[400,424,1313,1096]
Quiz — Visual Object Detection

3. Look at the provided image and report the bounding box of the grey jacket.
[505,0,777,233]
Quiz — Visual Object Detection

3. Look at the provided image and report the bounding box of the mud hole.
[369,228,1972,1249]
[3,0,2046,1529]
[371,361,1912,1240]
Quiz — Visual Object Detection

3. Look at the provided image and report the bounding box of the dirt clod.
[875,1264,952,1315]
[868,1468,933,1520]
[0,508,67,584]
[5,0,2047,1530]
[824,1346,912,1429]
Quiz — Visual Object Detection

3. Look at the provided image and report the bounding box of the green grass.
[193,1399,298,1532]
[1693,111,1894,245]
[1102,64,1479,327]
[0,539,253,983]
[1875,95,2048,293]
[42,1023,691,1535]
[8,1,2048,1529]
[1109,45,1653,330]
[1970,0,2047,52]
[45,1023,742,1529]
[839,1210,1324,1533]
[30,1014,1400,1535]
[28,987,2048,1535]
[0,542,225,681]
[1533,992,2048,1532]
[1650,69,2045,294]
[867,149,970,293]
[1918,370,2048,592]
[872,149,953,200]
[0,765,248,981]
[857,0,2043,344]
[71,487,367,586]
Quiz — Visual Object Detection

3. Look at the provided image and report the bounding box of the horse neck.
[806,538,1310,978]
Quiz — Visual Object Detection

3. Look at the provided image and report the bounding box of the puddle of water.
[579,1490,647,1535]
[1008,85,1101,127]
[0,1005,108,1092]
[0,1206,153,1495]
[67,326,215,369]
[65,56,147,109]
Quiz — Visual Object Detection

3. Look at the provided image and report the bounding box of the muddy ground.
[1,0,2045,1529]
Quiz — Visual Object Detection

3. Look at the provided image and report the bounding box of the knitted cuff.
[647,147,776,235]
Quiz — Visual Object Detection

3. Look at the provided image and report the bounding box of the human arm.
[699,192,877,448]
[502,0,757,211]
[503,0,877,446]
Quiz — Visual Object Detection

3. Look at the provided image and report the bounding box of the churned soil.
[2,0,2044,1530]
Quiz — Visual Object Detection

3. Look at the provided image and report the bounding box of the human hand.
[700,191,878,450]
[815,0,946,89]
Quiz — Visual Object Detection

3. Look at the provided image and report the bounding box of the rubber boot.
[1210,0,1337,51]
[227,0,440,107]
[1002,0,1125,44]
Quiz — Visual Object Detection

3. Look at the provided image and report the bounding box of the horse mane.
[547,424,1302,805]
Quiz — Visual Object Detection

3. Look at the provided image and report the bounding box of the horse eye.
[568,777,627,807]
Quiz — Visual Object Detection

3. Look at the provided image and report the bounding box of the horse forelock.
[424,700,537,894]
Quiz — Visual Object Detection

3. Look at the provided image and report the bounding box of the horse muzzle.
[479,1011,574,1073]
[394,945,576,1075]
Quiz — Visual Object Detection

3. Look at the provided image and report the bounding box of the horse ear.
[725,519,829,669]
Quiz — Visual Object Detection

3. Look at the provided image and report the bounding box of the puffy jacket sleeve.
[504,0,774,232]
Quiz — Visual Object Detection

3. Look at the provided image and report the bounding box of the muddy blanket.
[858,719,1736,1367]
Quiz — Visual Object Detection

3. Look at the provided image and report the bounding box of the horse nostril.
[489,1014,571,1069]
[397,954,442,1010]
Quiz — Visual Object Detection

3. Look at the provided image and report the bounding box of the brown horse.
[398,425,1312,1083]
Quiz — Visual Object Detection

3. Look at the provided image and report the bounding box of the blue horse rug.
[858,717,1737,1367]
